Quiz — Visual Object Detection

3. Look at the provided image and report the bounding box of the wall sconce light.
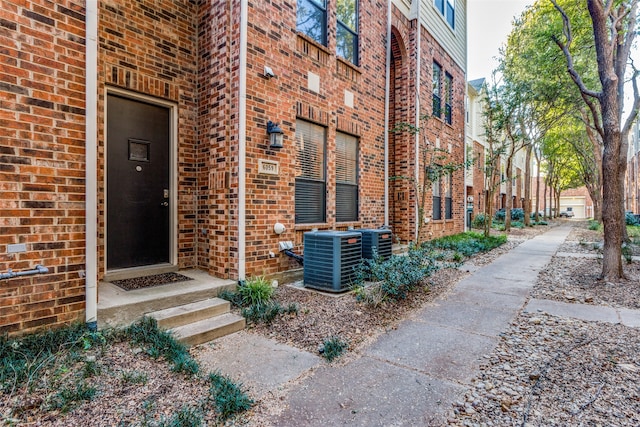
[267,121,284,149]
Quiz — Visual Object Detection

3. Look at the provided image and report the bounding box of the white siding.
[391,0,467,71]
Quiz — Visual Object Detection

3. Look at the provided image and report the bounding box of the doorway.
[106,93,173,270]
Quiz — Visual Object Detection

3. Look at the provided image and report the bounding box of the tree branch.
[550,0,602,100]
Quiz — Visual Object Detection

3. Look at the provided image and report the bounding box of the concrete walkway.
[262,226,572,426]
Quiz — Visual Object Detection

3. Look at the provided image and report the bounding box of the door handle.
[160,201,169,207]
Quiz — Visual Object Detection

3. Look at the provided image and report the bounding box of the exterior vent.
[303,231,362,292]
[359,229,393,260]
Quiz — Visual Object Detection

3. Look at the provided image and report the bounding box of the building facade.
[0,0,467,335]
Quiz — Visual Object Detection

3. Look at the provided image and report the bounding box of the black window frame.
[444,72,453,125]
[336,0,359,65]
[433,62,442,119]
[445,172,453,219]
[432,175,442,220]
[295,120,327,224]
[296,0,328,46]
[335,132,359,222]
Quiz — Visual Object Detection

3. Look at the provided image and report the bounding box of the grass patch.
[319,336,348,362]
[121,370,148,385]
[588,220,601,231]
[158,405,204,427]
[0,323,105,394]
[122,317,199,377]
[208,371,254,421]
[48,381,97,413]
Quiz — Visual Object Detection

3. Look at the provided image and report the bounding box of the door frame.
[104,87,178,274]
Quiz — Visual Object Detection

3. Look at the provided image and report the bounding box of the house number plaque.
[258,159,279,175]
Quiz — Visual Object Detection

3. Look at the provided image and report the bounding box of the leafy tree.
[551,0,640,279]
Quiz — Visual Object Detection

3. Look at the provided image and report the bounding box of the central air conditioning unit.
[303,230,362,292]
[359,229,393,260]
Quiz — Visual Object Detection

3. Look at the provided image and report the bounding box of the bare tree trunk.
[505,157,513,231]
[524,144,532,226]
[535,150,541,221]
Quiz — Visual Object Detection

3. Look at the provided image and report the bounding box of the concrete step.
[171,313,246,346]
[148,298,231,329]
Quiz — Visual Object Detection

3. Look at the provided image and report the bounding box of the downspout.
[411,0,421,240]
[384,0,391,227]
[238,0,248,282]
[85,1,98,330]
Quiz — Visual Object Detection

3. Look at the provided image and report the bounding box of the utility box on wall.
[303,231,362,292]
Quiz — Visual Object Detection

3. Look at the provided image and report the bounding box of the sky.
[467,0,533,81]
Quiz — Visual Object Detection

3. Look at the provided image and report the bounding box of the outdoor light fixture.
[267,121,284,149]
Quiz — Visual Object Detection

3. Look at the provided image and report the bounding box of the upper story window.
[297,0,327,46]
[434,0,455,29]
[432,62,442,118]
[336,0,359,65]
[444,72,453,125]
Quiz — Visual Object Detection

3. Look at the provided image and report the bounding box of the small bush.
[241,302,283,325]
[471,213,486,229]
[208,371,253,421]
[625,212,639,226]
[238,276,273,307]
[588,220,601,231]
[494,208,524,221]
[320,336,348,362]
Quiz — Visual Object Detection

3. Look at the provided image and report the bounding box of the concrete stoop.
[148,298,246,346]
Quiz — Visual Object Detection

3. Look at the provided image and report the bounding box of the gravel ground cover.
[449,313,640,427]
[449,220,640,427]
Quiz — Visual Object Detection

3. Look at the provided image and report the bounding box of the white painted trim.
[384,0,391,227]
[238,0,248,281]
[85,0,98,327]
[414,2,421,240]
[104,87,179,272]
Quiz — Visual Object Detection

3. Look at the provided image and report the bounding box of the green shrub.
[625,212,639,226]
[238,276,273,307]
[208,371,254,421]
[423,232,507,258]
[588,220,601,231]
[356,248,438,302]
[471,213,486,229]
[241,302,283,325]
[320,336,348,362]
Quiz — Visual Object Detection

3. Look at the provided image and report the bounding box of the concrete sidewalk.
[261,226,572,426]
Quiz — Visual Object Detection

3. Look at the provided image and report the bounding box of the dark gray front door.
[107,94,170,270]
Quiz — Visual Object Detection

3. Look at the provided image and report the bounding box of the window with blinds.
[433,175,442,220]
[295,120,326,223]
[444,172,453,219]
[336,132,358,222]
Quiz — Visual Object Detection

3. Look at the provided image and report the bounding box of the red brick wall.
[97,0,199,277]
[416,27,466,240]
[197,0,238,278]
[0,1,87,335]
